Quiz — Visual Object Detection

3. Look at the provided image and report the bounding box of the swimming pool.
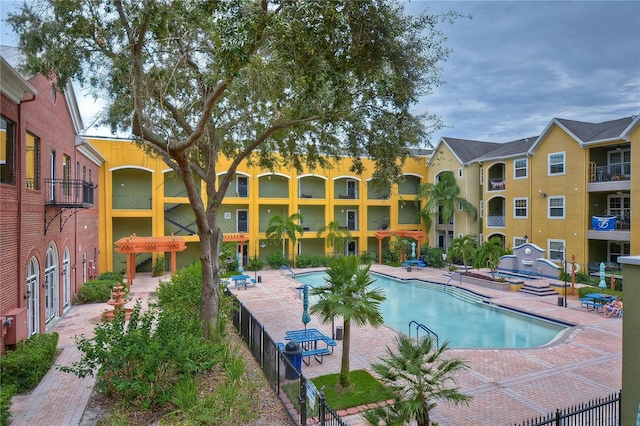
[295,272,568,349]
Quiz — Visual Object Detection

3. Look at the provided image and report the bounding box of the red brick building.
[1,47,104,354]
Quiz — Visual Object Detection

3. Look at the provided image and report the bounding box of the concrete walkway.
[9,267,622,425]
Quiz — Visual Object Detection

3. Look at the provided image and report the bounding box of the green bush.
[421,246,446,268]
[98,271,124,282]
[60,301,221,408]
[0,384,16,426]
[246,257,264,271]
[62,264,231,408]
[295,253,326,268]
[359,251,372,265]
[267,251,286,269]
[77,279,123,303]
[0,332,59,393]
[577,286,622,299]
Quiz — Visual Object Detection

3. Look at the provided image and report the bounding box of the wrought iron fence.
[513,391,620,426]
[45,178,95,206]
[228,291,346,426]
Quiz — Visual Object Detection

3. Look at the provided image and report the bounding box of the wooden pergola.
[114,233,252,290]
[114,234,187,291]
[374,229,426,264]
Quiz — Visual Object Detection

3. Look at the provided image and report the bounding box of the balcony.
[45,179,95,207]
[488,178,506,191]
[487,214,505,227]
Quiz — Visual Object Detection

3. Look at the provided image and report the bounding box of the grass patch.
[311,370,392,411]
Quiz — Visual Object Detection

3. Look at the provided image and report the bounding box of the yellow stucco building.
[88,113,637,275]
[88,136,431,272]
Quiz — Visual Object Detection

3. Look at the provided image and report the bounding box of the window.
[514,237,527,247]
[608,149,631,177]
[548,152,565,175]
[514,158,528,179]
[479,201,483,219]
[63,154,71,195]
[25,133,41,189]
[479,167,483,185]
[548,196,565,218]
[1,116,15,184]
[458,168,463,178]
[548,240,565,261]
[514,198,528,218]
[608,242,630,264]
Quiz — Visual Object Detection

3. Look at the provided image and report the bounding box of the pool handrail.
[408,320,439,348]
[280,265,295,277]
[445,271,462,289]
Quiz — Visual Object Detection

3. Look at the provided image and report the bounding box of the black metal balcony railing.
[590,164,631,182]
[45,179,95,207]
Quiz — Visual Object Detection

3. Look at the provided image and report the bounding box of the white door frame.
[44,243,59,323]
[27,257,40,335]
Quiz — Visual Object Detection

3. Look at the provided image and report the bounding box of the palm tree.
[448,234,478,271]
[364,335,471,426]
[265,213,304,264]
[473,236,508,278]
[310,255,386,387]
[417,171,477,252]
[317,220,352,255]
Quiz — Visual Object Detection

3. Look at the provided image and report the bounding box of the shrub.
[295,253,326,268]
[152,256,167,276]
[0,332,59,393]
[0,384,16,426]
[246,257,264,272]
[60,301,221,408]
[77,279,123,303]
[98,271,124,282]
[359,251,372,265]
[267,252,286,269]
[422,246,446,268]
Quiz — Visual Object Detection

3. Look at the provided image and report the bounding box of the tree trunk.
[339,319,351,387]
[200,227,222,340]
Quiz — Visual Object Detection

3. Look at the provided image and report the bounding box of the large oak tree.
[9,0,458,339]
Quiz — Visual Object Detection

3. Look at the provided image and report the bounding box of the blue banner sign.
[592,216,616,231]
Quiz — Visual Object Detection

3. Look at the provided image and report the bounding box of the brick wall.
[1,73,100,354]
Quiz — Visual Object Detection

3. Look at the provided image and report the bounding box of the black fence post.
[318,390,326,425]
[300,376,307,426]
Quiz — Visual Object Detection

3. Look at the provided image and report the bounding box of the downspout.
[18,93,37,307]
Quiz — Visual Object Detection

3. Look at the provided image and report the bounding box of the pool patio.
[229,264,622,425]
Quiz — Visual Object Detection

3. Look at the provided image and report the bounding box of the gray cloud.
[409,1,640,145]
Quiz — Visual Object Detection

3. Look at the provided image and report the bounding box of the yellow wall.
[89,137,429,270]
[527,126,589,264]
[426,142,481,245]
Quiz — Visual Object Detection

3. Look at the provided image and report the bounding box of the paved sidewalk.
[9,267,622,425]
[9,274,163,426]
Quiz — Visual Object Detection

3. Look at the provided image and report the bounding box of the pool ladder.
[408,320,439,349]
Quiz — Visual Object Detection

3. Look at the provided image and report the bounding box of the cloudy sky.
[408,1,640,145]
[2,1,639,145]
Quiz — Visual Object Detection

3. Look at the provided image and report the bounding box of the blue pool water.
[295,272,567,349]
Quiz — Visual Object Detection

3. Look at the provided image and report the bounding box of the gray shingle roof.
[441,138,501,164]
[475,136,538,161]
[556,117,635,143]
